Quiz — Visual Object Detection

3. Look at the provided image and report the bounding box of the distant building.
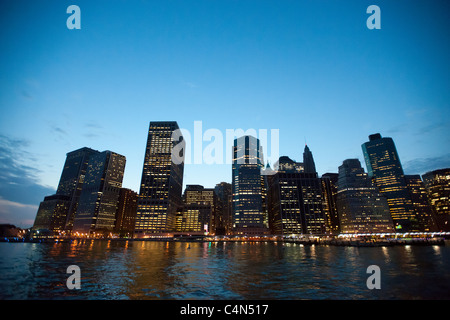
[267,151,326,236]
[232,135,268,235]
[321,173,340,235]
[72,151,126,234]
[336,159,394,234]
[362,133,416,231]
[175,204,211,234]
[114,188,138,237]
[134,121,184,236]
[422,169,450,232]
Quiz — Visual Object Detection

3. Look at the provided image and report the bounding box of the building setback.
[134,121,184,236]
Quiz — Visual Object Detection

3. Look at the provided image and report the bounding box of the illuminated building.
[214,182,233,235]
[404,175,437,232]
[32,194,71,233]
[362,133,416,231]
[232,135,269,235]
[321,173,340,234]
[134,121,184,236]
[72,151,126,234]
[176,204,211,233]
[182,185,216,234]
[336,159,394,234]
[422,168,450,231]
[267,153,326,235]
[114,188,138,237]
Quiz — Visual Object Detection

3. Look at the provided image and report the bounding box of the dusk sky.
[1,0,449,228]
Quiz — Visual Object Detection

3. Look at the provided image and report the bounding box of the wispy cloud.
[403,153,450,175]
[0,197,38,228]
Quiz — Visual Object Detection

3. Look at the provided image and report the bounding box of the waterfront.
[1,240,449,300]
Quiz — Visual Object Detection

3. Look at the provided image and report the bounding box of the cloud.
[82,122,104,139]
[403,153,450,176]
[0,135,55,206]
[0,198,38,228]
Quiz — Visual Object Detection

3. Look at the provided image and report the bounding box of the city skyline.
[1,0,449,228]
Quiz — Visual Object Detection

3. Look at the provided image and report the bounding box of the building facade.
[232,135,268,235]
[114,188,138,237]
[321,173,340,235]
[72,151,126,234]
[362,133,416,231]
[336,159,394,234]
[134,121,184,236]
[422,169,450,232]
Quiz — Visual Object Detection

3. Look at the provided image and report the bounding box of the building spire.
[303,144,317,174]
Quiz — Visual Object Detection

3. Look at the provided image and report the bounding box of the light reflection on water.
[1,241,449,300]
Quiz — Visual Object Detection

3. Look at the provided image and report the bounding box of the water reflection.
[1,241,449,300]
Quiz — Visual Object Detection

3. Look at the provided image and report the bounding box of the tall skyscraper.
[422,168,450,232]
[134,121,184,237]
[336,159,394,234]
[303,144,316,174]
[267,155,326,235]
[321,173,340,235]
[72,151,126,234]
[232,135,268,235]
[32,147,100,234]
[362,133,416,231]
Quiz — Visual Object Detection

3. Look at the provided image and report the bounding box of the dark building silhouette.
[336,159,394,234]
[362,133,416,232]
[215,182,233,235]
[321,173,340,234]
[422,168,450,231]
[72,151,126,234]
[134,121,184,236]
[115,188,138,237]
[32,194,71,233]
[232,135,268,235]
[303,145,316,174]
[267,155,326,235]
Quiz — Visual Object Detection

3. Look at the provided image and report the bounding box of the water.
[1,240,449,300]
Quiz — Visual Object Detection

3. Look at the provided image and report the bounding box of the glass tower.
[134,121,184,236]
[422,168,450,232]
[72,151,126,234]
[232,135,268,235]
[362,133,416,231]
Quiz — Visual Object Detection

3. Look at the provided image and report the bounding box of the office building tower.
[321,173,340,234]
[183,185,216,233]
[422,168,450,231]
[267,155,326,235]
[134,121,184,236]
[72,151,126,234]
[362,133,416,231]
[214,182,233,235]
[404,175,436,232]
[232,135,268,235]
[114,188,138,237]
[303,145,316,174]
[336,159,394,234]
[32,194,71,233]
[176,204,212,234]
[32,147,100,233]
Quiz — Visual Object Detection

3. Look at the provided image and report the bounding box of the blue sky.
[1,0,449,227]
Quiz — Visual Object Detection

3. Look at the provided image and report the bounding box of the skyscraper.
[214,182,233,235]
[134,121,184,237]
[114,188,138,237]
[72,151,126,234]
[422,168,450,232]
[303,144,316,174]
[267,155,326,235]
[182,184,216,234]
[321,173,340,235]
[362,133,416,231]
[232,135,268,235]
[32,147,100,234]
[336,159,394,234]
